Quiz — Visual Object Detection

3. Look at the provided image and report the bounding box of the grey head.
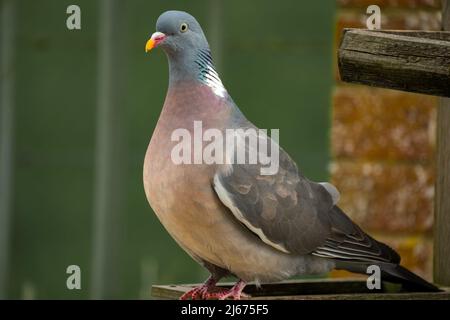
[146,11,225,94]
[153,11,208,54]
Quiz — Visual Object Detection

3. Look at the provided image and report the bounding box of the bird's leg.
[179,277,249,300]
[206,279,248,300]
[179,275,219,300]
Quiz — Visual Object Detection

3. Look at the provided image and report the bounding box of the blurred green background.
[0,0,335,299]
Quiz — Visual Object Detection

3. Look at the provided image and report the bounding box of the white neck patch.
[196,49,227,98]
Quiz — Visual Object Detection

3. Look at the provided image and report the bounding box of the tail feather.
[335,260,440,292]
[380,263,440,292]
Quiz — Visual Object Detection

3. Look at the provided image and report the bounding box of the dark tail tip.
[381,263,441,292]
[335,260,441,292]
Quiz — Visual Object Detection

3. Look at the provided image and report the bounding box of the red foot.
[210,280,249,300]
[180,279,248,300]
[179,276,217,300]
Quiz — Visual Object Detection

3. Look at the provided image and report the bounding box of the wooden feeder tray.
[152,279,450,300]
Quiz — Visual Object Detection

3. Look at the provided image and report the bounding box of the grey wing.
[213,140,335,255]
[212,129,400,263]
[313,206,400,263]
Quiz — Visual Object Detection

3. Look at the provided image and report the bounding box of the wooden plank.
[254,292,450,300]
[338,29,450,97]
[433,0,450,287]
[359,29,450,41]
[152,279,371,300]
[151,280,450,300]
[0,0,16,300]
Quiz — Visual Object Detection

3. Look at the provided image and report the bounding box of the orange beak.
[145,32,166,52]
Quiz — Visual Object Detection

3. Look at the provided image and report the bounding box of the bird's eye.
[180,23,188,33]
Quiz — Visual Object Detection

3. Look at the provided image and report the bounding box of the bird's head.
[145,11,209,55]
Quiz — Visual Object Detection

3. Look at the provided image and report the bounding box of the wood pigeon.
[143,10,439,300]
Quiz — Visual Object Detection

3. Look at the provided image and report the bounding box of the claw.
[180,285,207,300]
[217,280,247,300]
[179,278,248,300]
[179,276,218,300]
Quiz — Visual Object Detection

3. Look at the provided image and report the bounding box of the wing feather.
[212,125,400,264]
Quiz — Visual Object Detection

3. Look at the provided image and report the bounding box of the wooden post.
[0,0,16,300]
[433,0,450,287]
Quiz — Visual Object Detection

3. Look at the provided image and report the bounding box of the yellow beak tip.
[145,39,155,53]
